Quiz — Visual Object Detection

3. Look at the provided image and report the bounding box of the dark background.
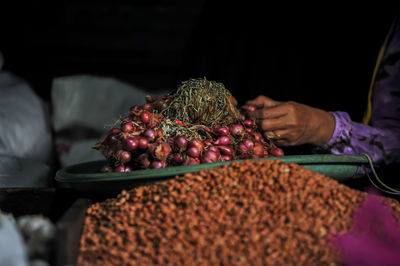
[0,1,395,123]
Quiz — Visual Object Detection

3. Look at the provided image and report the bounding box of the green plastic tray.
[55,154,369,196]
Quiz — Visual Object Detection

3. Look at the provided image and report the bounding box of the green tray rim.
[55,154,368,183]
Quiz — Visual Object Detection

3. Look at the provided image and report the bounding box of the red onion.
[142,103,153,112]
[186,146,200,158]
[201,150,219,164]
[188,139,204,152]
[174,136,188,152]
[116,150,131,163]
[140,111,151,124]
[155,100,167,112]
[252,132,263,143]
[214,136,230,146]
[114,165,132,172]
[121,122,134,133]
[213,127,229,136]
[150,161,163,169]
[172,153,184,165]
[138,137,149,150]
[129,105,140,113]
[184,157,200,166]
[217,145,234,156]
[154,142,172,161]
[243,119,254,128]
[108,128,121,135]
[222,155,231,161]
[245,128,253,134]
[238,142,249,157]
[143,129,155,141]
[123,137,138,151]
[107,134,121,150]
[208,146,220,157]
[242,139,254,150]
[100,165,113,173]
[270,147,284,157]
[137,153,151,168]
[251,144,264,158]
[230,124,245,136]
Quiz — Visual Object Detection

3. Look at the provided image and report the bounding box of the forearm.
[316,111,400,168]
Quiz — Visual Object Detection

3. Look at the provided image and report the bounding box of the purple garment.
[318,17,400,169]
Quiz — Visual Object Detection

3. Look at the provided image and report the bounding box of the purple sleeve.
[319,112,400,168]
[317,18,400,169]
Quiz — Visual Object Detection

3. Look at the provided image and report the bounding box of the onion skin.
[201,150,219,164]
[214,136,230,146]
[187,146,200,158]
[137,153,151,168]
[183,157,200,166]
[109,128,121,135]
[151,161,163,169]
[107,134,122,151]
[243,119,254,128]
[114,165,130,172]
[208,146,221,157]
[142,103,153,112]
[242,139,254,150]
[121,122,134,133]
[222,155,231,161]
[123,137,138,151]
[174,136,188,152]
[213,127,229,136]
[270,147,284,157]
[140,111,151,124]
[172,153,184,165]
[154,142,172,161]
[138,137,149,150]
[188,139,204,152]
[217,145,234,156]
[230,124,245,136]
[251,143,264,159]
[143,129,155,141]
[117,150,132,163]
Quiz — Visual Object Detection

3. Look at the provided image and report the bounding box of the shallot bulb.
[270,147,284,157]
[138,137,149,150]
[123,136,138,151]
[243,119,254,128]
[213,127,229,136]
[151,161,163,169]
[217,145,234,156]
[214,136,230,146]
[174,136,188,152]
[230,124,245,136]
[187,146,200,158]
[116,150,132,163]
[188,139,204,152]
[201,150,220,164]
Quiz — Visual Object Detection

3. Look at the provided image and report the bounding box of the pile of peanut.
[78,159,400,265]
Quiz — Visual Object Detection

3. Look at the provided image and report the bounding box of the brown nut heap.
[78,160,400,265]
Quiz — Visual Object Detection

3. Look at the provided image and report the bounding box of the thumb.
[246,95,280,109]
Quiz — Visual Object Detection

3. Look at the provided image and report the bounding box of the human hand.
[245,95,335,146]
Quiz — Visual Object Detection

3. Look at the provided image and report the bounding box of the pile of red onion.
[95,96,284,173]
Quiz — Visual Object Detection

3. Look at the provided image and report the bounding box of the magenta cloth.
[317,17,400,170]
[332,194,400,266]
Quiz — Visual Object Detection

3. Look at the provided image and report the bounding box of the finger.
[258,117,288,132]
[249,104,288,120]
[246,95,280,108]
